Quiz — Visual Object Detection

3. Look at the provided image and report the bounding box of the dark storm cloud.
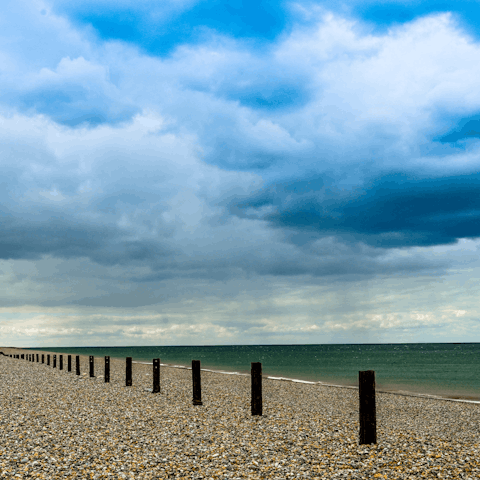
[230,172,480,248]
[437,115,480,143]
[0,216,176,266]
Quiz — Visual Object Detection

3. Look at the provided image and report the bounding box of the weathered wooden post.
[105,356,110,383]
[47,354,50,365]
[359,370,377,445]
[251,362,262,416]
[36,354,39,362]
[126,357,132,386]
[42,354,44,363]
[21,354,24,359]
[59,355,63,370]
[76,355,80,375]
[192,360,202,406]
[153,358,160,393]
[53,355,56,368]
[67,355,71,372]
[89,356,94,377]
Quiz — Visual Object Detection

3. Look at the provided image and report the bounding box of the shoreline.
[133,360,480,404]
[7,347,480,404]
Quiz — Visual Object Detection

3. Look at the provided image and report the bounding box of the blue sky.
[1,0,480,346]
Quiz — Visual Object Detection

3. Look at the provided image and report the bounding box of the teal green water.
[29,343,480,400]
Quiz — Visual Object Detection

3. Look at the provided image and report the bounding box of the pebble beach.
[0,349,479,479]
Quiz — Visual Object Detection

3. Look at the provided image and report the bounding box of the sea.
[28,343,480,401]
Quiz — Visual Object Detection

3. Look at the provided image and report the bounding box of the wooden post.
[53,355,56,368]
[105,356,110,383]
[192,360,202,406]
[359,370,377,445]
[21,354,24,359]
[76,355,80,375]
[68,355,71,372]
[42,354,44,364]
[89,356,94,377]
[36,354,39,362]
[251,362,262,416]
[153,358,160,393]
[47,354,50,365]
[59,355,63,370]
[126,357,132,386]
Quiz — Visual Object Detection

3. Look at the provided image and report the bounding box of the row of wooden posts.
[9,352,377,445]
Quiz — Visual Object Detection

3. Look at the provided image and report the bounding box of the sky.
[2,0,480,347]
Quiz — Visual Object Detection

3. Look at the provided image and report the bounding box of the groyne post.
[251,362,262,416]
[42,354,44,364]
[47,354,50,365]
[76,355,80,375]
[153,358,160,393]
[21,354,24,359]
[53,355,56,368]
[192,360,202,406]
[59,355,63,370]
[89,356,94,377]
[36,354,39,362]
[68,355,71,372]
[359,370,377,445]
[126,357,132,386]
[105,356,110,383]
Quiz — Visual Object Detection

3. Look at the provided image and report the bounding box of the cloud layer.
[1,0,480,345]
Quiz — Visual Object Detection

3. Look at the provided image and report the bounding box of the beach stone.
[0,348,479,479]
